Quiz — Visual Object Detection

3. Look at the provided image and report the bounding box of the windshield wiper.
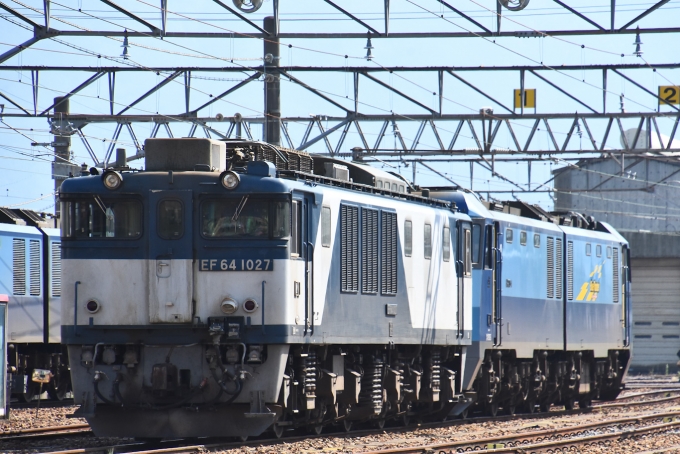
[232,195,249,221]
[93,195,107,214]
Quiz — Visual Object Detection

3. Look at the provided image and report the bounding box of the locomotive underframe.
[9,343,70,402]
[472,348,630,416]
[68,340,471,439]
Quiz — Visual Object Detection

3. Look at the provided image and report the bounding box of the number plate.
[199,258,273,271]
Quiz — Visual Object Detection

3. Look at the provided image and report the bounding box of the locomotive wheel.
[487,401,499,417]
[342,419,353,433]
[238,435,248,442]
[309,424,323,435]
[401,412,411,427]
[19,382,38,403]
[272,423,285,439]
[524,399,536,414]
[48,375,69,401]
[540,401,551,413]
[505,403,516,416]
[374,418,386,430]
[579,397,592,409]
[459,408,469,419]
[564,398,577,411]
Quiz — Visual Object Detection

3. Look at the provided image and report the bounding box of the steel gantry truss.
[2,63,680,159]
[2,0,680,199]
[0,0,678,62]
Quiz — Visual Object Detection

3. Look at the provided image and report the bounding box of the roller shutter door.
[630,258,680,369]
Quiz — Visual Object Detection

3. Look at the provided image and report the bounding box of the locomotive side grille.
[381,211,398,295]
[341,204,359,292]
[613,247,619,303]
[567,241,574,300]
[29,240,41,296]
[51,242,61,297]
[12,238,26,295]
[361,208,378,294]
[556,238,563,299]
[546,237,554,298]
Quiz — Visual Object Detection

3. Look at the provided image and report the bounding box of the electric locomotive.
[60,138,474,439]
[422,189,632,415]
[0,207,67,401]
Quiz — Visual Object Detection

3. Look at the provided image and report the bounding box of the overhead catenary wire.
[1,1,678,207]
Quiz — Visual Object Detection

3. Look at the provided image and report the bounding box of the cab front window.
[201,198,290,239]
[62,198,142,239]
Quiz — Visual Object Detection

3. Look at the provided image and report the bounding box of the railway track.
[28,389,680,454]
[361,412,680,453]
[39,411,680,454]
[9,398,74,410]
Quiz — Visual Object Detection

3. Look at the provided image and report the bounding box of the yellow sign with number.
[659,86,680,105]
[514,89,536,109]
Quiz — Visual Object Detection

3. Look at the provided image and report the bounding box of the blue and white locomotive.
[60,138,631,439]
[0,208,66,401]
[60,138,473,438]
[425,190,631,416]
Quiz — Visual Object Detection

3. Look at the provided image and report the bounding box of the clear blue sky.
[1,0,679,213]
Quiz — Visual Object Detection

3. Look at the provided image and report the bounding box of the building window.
[607,246,612,258]
[534,233,540,248]
[520,231,527,246]
[596,244,602,257]
[586,243,591,256]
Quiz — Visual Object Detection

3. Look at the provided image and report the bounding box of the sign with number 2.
[659,86,680,105]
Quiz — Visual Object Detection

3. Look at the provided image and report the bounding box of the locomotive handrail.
[456,259,464,339]
[74,281,81,337]
[307,242,315,335]
[493,247,503,346]
[261,280,266,334]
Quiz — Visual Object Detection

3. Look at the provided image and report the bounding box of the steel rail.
[360,411,680,454]
[38,390,680,454]
[0,423,91,441]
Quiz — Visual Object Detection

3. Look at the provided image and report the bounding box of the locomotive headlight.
[220,297,238,314]
[102,170,123,190]
[220,170,240,190]
[243,298,258,313]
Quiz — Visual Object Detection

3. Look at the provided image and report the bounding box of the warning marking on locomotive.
[200,258,273,271]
